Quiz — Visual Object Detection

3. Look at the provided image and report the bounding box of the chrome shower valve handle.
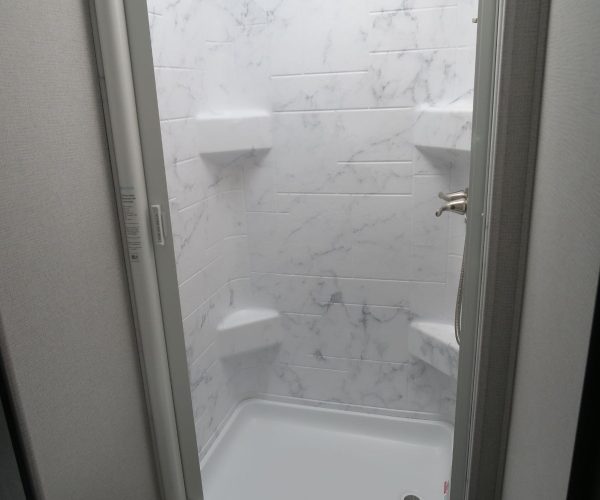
[438,189,468,202]
[435,199,468,217]
[435,189,468,217]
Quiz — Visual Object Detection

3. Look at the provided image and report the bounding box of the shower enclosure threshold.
[200,399,453,500]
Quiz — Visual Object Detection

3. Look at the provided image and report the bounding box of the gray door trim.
[90,1,202,499]
[452,0,552,497]
[450,0,504,495]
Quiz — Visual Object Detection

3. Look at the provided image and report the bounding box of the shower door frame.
[449,0,503,496]
[89,0,528,498]
[90,1,203,499]
[452,0,552,497]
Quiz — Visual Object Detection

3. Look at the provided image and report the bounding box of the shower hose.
[454,221,466,346]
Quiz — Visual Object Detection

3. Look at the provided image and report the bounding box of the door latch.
[150,204,166,246]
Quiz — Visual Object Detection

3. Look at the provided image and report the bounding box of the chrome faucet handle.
[436,199,468,217]
[438,189,468,202]
[436,188,468,217]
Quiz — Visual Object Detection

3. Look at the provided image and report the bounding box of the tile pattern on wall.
[147,0,477,455]
[148,0,258,453]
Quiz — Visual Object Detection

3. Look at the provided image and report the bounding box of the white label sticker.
[120,188,142,263]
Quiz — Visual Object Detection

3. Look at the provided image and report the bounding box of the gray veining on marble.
[147,0,478,454]
[409,321,460,378]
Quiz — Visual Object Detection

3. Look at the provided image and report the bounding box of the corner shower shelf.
[216,308,281,358]
[197,111,272,155]
[413,105,473,164]
[408,321,460,379]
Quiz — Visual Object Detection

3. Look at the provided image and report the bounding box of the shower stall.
[93,0,481,497]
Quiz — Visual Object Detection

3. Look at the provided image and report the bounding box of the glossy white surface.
[197,111,272,154]
[414,106,473,153]
[409,321,459,379]
[201,399,453,500]
[217,308,281,357]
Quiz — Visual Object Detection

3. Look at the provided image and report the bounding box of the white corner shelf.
[217,308,281,358]
[408,321,459,379]
[197,111,272,155]
[413,104,473,164]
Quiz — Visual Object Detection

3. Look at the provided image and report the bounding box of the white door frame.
[90,1,202,498]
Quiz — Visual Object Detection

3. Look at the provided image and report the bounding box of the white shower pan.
[200,399,453,500]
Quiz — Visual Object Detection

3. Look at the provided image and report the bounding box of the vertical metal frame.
[90,1,202,499]
[452,0,551,497]
[450,0,503,496]
[120,0,204,497]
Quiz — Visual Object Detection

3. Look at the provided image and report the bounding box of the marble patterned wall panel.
[147,4,205,68]
[245,0,477,418]
[411,175,450,282]
[154,69,204,120]
[268,0,370,75]
[148,0,255,456]
[224,236,251,283]
[148,0,478,452]
[247,193,415,280]
[454,47,477,103]
[369,49,461,106]
[182,279,253,367]
[182,291,220,366]
[250,273,412,313]
[335,109,415,162]
[178,255,225,319]
[170,200,222,283]
[277,160,413,196]
[165,157,242,210]
[256,310,456,418]
[369,7,459,52]
[346,195,413,280]
[202,26,271,112]
[271,49,461,111]
[273,303,413,363]
[269,111,415,194]
[246,211,288,273]
[272,72,373,112]
[369,0,455,11]
[265,357,455,419]
[250,273,453,326]
[159,118,200,166]
[270,112,339,193]
[272,194,357,278]
[189,299,270,453]
[406,359,457,417]
[242,152,279,212]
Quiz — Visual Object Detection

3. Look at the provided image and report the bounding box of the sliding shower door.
[93,0,499,497]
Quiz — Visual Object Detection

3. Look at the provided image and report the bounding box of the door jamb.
[452,0,551,497]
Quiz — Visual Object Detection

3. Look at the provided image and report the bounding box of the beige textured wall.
[502,0,600,498]
[0,1,161,499]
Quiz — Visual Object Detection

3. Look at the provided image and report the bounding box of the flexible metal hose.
[454,224,466,345]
